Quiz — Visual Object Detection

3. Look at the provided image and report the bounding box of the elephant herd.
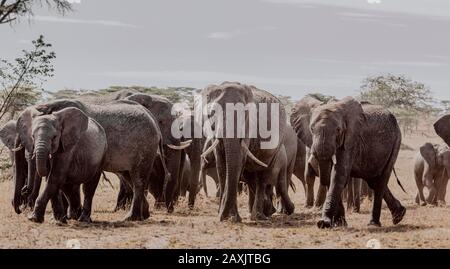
[0,81,448,229]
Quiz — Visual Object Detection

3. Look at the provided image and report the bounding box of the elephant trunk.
[219,138,242,221]
[164,147,181,212]
[35,140,50,177]
[318,158,333,188]
[12,143,27,214]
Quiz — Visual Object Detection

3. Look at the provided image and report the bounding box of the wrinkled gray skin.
[31,99,161,221]
[311,97,406,228]
[200,82,294,222]
[123,93,185,213]
[414,143,449,206]
[290,96,328,208]
[0,120,38,210]
[81,90,182,213]
[22,108,107,223]
[198,137,221,197]
[1,119,67,217]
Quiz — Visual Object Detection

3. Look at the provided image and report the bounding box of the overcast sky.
[2,0,450,100]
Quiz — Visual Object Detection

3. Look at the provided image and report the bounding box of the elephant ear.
[0,120,18,151]
[340,97,365,150]
[434,115,450,147]
[420,143,437,168]
[54,107,89,151]
[17,108,40,153]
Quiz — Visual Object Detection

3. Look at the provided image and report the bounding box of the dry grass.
[0,119,449,249]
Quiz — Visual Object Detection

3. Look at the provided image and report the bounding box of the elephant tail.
[288,176,296,193]
[393,168,408,194]
[102,172,115,190]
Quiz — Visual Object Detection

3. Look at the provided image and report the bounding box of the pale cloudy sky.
[2,0,450,100]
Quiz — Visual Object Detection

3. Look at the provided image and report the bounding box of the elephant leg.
[277,169,295,215]
[424,176,438,205]
[79,172,101,223]
[368,180,384,227]
[415,173,427,206]
[124,160,154,221]
[346,179,354,211]
[352,178,361,213]
[62,184,82,220]
[247,177,256,214]
[264,186,276,217]
[115,173,133,211]
[27,175,42,209]
[305,164,316,208]
[187,172,199,210]
[50,191,67,223]
[251,179,268,221]
[437,172,448,206]
[315,184,328,209]
[29,182,60,223]
[383,187,406,225]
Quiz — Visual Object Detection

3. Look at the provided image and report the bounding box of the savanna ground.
[0,118,449,249]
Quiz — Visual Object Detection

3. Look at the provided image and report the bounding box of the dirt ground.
[0,119,449,249]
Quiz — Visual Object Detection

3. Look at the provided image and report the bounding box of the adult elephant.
[414,143,449,206]
[23,108,107,223]
[84,91,190,213]
[310,97,406,228]
[28,99,162,221]
[198,82,293,222]
[0,120,40,211]
[290,96,328,207]
[123,93,191,213]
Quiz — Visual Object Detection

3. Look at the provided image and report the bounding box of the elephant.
[0,120,37,209]
[19,107,107,223]
[290,96,328,208]
[309,97,406,228]
[414,143,449,206]
[121,93,191,213]
[198,82,294,222]
[27,99,162,221]
[342,178,362,213]
[80,91,187,213]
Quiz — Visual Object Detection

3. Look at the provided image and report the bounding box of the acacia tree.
[0,0,71,24]
[0,35,55,121]
[359,74,433,134]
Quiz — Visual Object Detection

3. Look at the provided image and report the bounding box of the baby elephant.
[414,143,449,206]
[20,107,108,223]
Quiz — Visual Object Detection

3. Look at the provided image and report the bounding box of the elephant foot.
[250,212,269,221]
[68,207,82,220]
[154,201,165,209]
[415,195,420,205]
[123,211,144,222]
[220,212,242,223]
[167,204,174,214]
[264,203,276,217]
[420,202,427,206]
[392,206,406,225]
[281,202,295,216]
[317,217,332,229]
[28,211,44,223]
[317,215,347,229]
[437,200,446,207]
[368,220,382,227]
[78,214,92,223]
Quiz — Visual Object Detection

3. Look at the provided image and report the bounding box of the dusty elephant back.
[351,104,402,178]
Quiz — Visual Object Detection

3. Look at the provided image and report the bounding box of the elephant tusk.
[332,155,337,165]
[201,139,219,160]
[11,144,23,152]
[167,143,190,150]
[241,140,268,168]
[180,140,193,146]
